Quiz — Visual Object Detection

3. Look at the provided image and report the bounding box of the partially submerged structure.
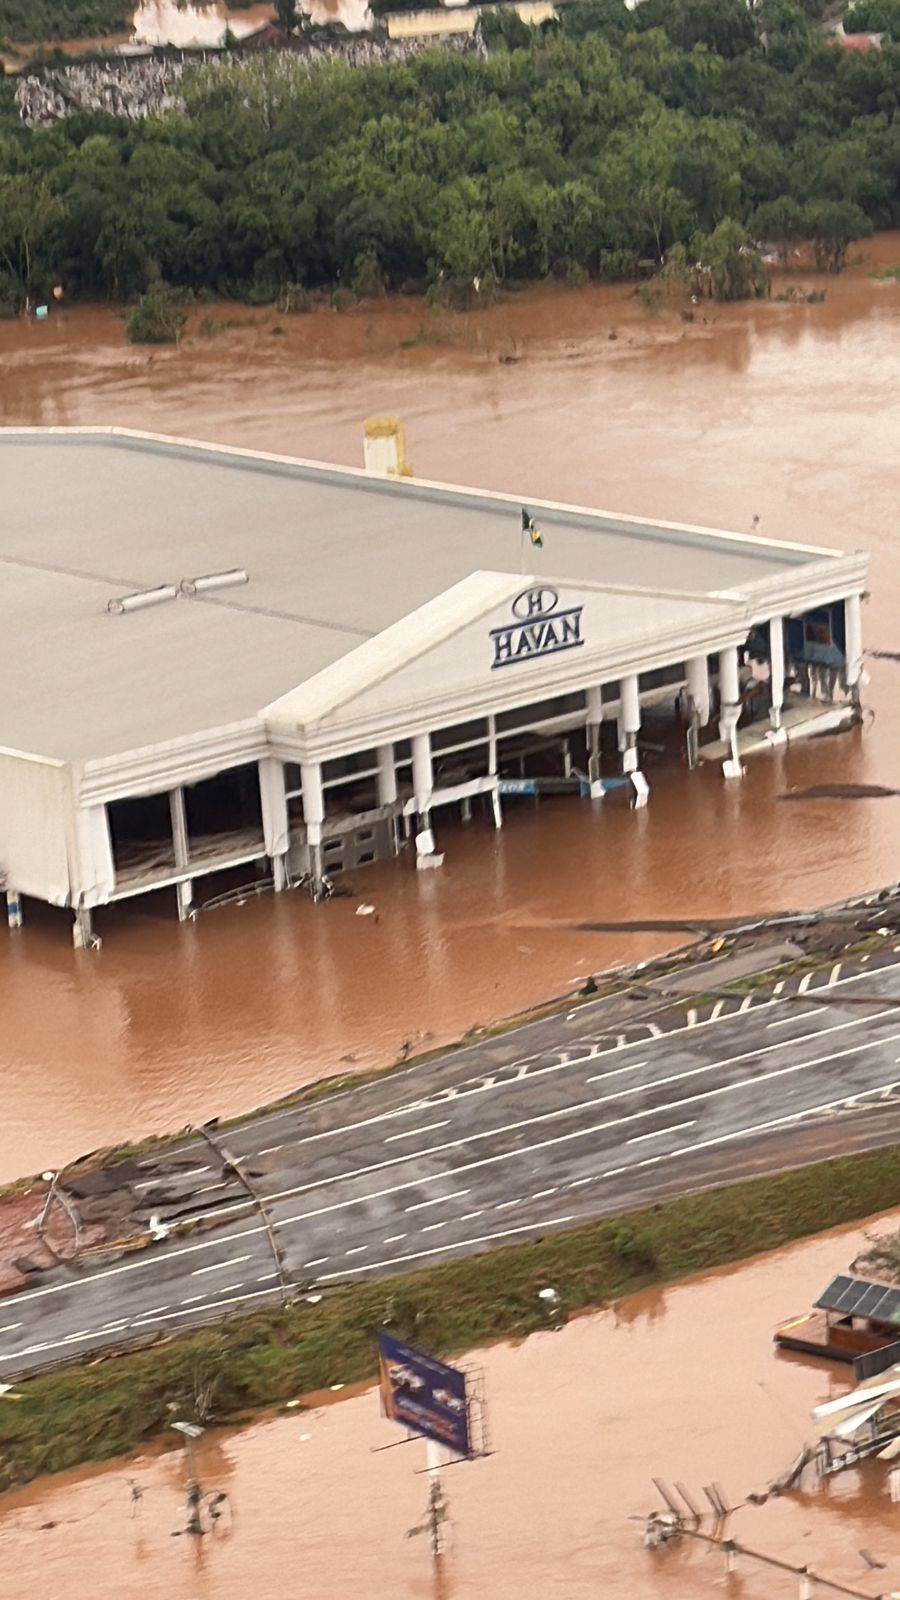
[775,1274,900,1365]
[0,427,868,944]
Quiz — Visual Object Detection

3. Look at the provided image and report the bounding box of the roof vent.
[107,585,178,615]
[180,569,249,596]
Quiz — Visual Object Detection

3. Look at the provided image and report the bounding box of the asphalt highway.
[6,949,900,1378]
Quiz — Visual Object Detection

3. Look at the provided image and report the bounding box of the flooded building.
[0,426,868,944]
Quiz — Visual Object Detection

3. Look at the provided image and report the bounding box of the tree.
[691,218,769,299]
[803,198,872,272]
[0,173,65,293]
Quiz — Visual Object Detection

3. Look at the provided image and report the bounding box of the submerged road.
[6,949,900,1378]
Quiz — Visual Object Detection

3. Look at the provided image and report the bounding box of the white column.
[769,616,785,730]
[376,743,397,808]
[487,714,498,776]
[844,593,863,695]
[258,757,289,891]
[718,646,744,779]
[586,685,603,788]
[6,889,22,930]
[72,905,95,950]
[301,760,325,887]
[685,655,710,726]
[618,673,640,775]
[411,732,433,821]
[169,786,193,921]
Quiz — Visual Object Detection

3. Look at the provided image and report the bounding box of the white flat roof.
[0,428,863,765]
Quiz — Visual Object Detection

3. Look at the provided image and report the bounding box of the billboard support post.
[425,1439,446,1559]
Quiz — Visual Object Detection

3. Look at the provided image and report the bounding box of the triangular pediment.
[264,570,746,740]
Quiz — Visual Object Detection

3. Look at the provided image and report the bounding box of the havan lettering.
[490,603,584,669]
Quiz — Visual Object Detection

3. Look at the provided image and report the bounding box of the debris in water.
[778,784,898,800]
[355,904,376,916]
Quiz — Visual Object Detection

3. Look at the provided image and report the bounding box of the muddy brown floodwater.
[1,241,900,1182]
[2,1219,898,1600]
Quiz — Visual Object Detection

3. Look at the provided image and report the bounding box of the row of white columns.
[15,597,860,941]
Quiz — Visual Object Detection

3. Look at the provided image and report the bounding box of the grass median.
[3,1142,900,1492]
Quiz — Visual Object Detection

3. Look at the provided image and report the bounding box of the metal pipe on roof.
[179,569,248,596]
[107,586,178,614]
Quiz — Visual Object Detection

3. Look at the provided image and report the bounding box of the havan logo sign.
[490,586,584,670]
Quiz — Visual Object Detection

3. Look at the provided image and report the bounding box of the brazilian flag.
[522,508,543,548]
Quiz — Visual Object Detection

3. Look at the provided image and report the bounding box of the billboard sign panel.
[377,1330,470,1457]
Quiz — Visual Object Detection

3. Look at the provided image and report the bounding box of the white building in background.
[0,427,867,946]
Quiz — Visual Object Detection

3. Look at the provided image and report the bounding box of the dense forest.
[0,0,898,314]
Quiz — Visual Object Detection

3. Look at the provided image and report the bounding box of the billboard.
[377,1330,470,1458]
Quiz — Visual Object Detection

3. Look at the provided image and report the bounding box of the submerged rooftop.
[0,428,847,763]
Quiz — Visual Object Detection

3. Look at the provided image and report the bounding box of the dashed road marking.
[384,1233,407,1243]
[422,1221,448,1232]
[345,1246,367,1256]
[830,964,842,985]
[258,1146,283,1157]
[405,1191,470,1212]
[193,1254,252,1276]
[304,1256,329,1267]
[385,1121,450,1143]
[687,1009,699,1026]
[531,1187,558,1200]
[628,1121,696,1145]
[181,1294,204,1305]
[217,1283,245,1295]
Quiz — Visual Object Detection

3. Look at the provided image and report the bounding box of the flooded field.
[1,241,900,1181]
[1,1220,896,1600]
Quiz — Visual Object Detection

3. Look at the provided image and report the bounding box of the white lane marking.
[13,1005,895,1336]
[531,1187,558,1199]
[602,1079,900,1180]
[217,1283,245,1294]
[648,1022,663,1038]
[0,1323,22,1333]
[628,1121,696,1145]
[422,1221,448,1232]
[830,964,842,985]
[459,1211,483,1221]
[318,1217,577,1280]
[7,961,900,1326]
[587,1005,900,1095]
[192,1254,252,1276]
[345,1246,367,1256]
[258,1146,283,1156]
[126,1280,278,1331]
[405,1191,470,1212]
[567,1177,592,1188]
[767,1011,818,1029]
[385,1121,451,1143]
[319,1074,900,1287]
[738,996,752,1014]
[138,1305,169,1317]
[384,1233,407,1243]
[798,973,813,995]
[196,1182,230,1195]
[180,1295,204,1305]
[156,962,900,1231]
[124,955,900,1172]
[133,1165,211,1188]
[687,1009,699,1026]
[710,1001,724,1022]
[257,1025,900,1244]
[495,1198,521,1211]
[304,1256,329,1267]
[257,1272,278,1282]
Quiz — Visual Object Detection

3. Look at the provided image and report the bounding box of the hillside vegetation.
[0,0,897,310]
